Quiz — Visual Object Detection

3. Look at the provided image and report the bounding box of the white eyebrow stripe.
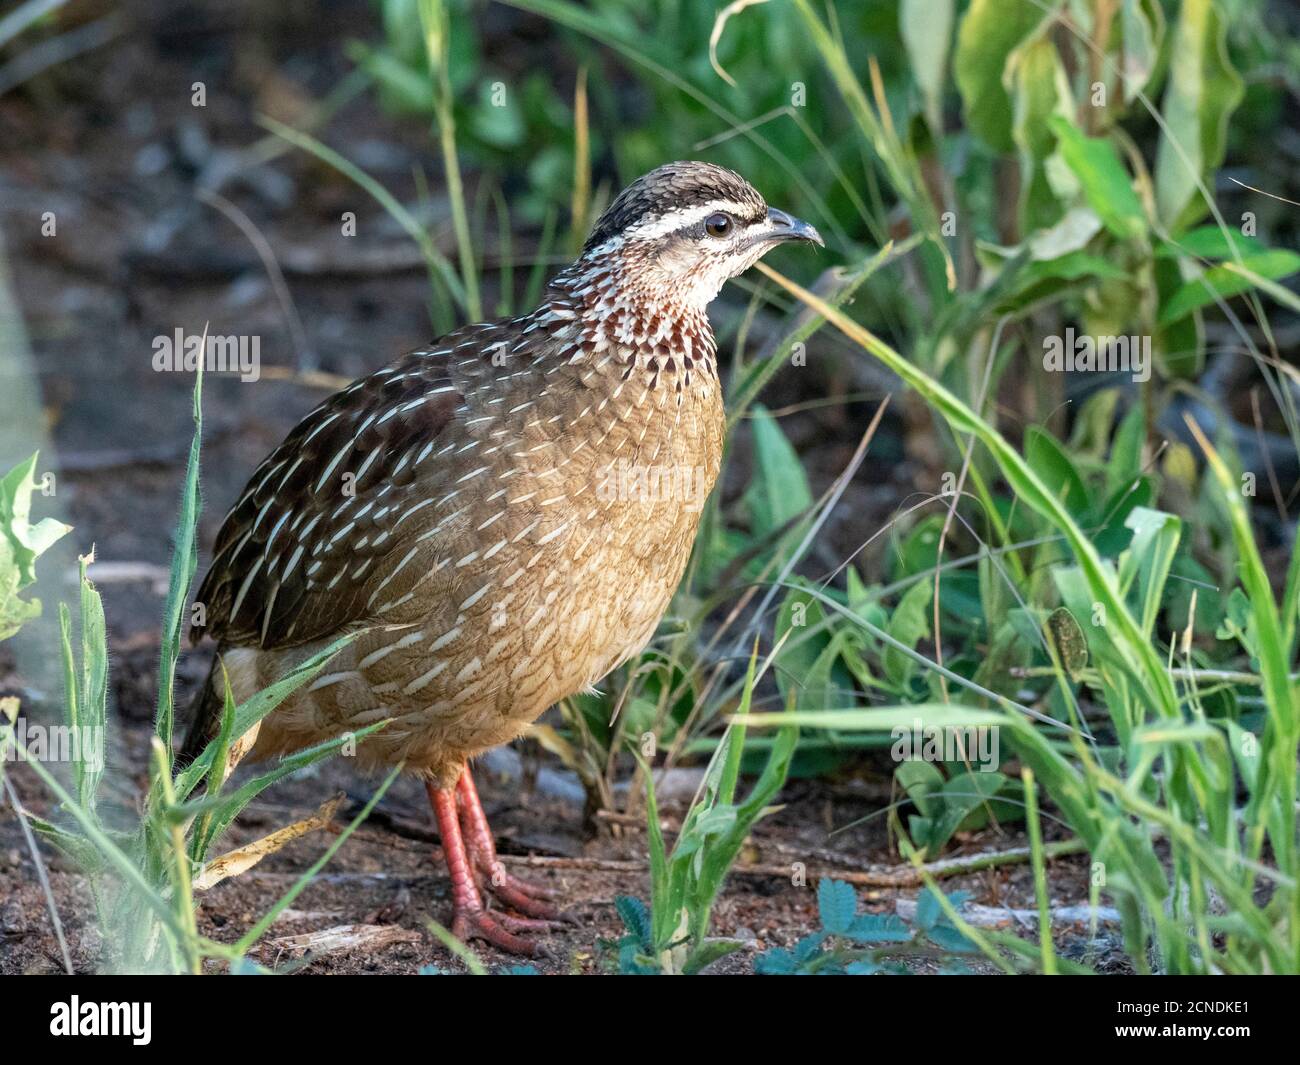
[622,200,760,241]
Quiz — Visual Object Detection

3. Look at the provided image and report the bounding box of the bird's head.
[568,160,822,313]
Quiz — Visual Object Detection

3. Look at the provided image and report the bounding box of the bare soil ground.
[0,0,1118,975]
[2,744,1115,974]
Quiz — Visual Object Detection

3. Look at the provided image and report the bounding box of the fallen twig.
[258,365,355,391]
[505,836,1088,889]
[894,897,1122,930]
[270,922,422,958]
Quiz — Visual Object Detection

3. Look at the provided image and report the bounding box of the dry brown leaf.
[193,792,344,891]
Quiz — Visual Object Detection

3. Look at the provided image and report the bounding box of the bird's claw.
[481,865,572,922]
[451,907,545,958]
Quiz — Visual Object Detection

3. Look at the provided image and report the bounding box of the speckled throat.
[187,249,726,783]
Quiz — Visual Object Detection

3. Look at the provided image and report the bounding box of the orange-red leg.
[456,769,567,922]
[425,779,540,956]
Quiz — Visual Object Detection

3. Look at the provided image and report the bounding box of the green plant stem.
[1022,768,1057,975]
[258,115,465,328]
[419,0,481,322]
[152,738,199,974]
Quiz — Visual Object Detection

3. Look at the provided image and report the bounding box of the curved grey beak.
[762,207,824,247]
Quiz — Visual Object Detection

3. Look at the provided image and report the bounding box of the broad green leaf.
[929,770,1008,848]
[1026,207,1104,261]
[908,813,935,849]
[1049,116,1146,240]
[470,79,526,147]
[1224,720,1260,794]
[801,630,859,713]
[915,887,942,930]
[1117,0,1164,104]
[902,0,953,132]
[1156,225,1266,260]
[1009,35,1073,232]
[1024,427,1090,518]
[1153,0,1244,231]
[1051,563,1134,736]
[844,912,912,943]
[892,514,944,579]
[0,454,68,584]
[883,580,932,689]
[954,0,1047,152]
[1158,250,1300,325]
[1119,506,1182,638]
[1107,402,1146,497]
[1215,586,1258,662]
[896,759,944,818]
[817,877,857,934]
[348,41,436,115]
[743,405,813,539]
[1153,255,1204,377]
[1070,386,1121,458]
[994,251,1129,313]
[775,583,829,707]
[0,453,69,641]
[1219,260,1300,319]
[1094,475,1154,556]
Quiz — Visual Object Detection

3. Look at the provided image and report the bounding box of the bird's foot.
[493,912,572,935]
[477,860,574,922]
[450,904,551,958]
[456,770,576,924]
[481,860,562,899]
[427,776,561,958]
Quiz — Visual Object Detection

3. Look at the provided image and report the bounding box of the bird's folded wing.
[192,346,468,650]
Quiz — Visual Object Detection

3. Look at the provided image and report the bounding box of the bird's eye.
[704,213,732,238]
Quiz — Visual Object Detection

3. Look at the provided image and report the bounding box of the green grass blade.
[155,361,203,749]
[179,721,388,854]
[77,555,107,814]
[259,115,467,322]
[417,0,481,321]
[1022,768,1057,974]
[175,633,355,800]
